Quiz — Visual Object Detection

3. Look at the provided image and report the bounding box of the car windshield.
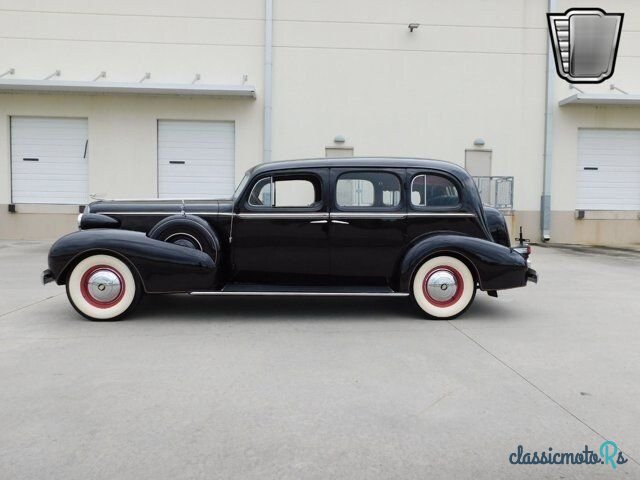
[232,172,251,201]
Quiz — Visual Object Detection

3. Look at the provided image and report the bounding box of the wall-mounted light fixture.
[139,72,151,83]
[334,134,346,144]
[473,138,485,147]
[408,23,420,32]
[92,71,106,82]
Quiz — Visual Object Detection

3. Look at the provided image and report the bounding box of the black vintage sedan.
[43,157,537,321]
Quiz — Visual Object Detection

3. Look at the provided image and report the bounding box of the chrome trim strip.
[330,212,406,219]
[190,291,409,297]
[94,211,474,218]
[97,211,217,215]
[406,212,475,217]
[330,212,474,219]
[101,197,197,201]
[237,212,329,219]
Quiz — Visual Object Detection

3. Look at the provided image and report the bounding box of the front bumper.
[42,269,54,285]
[526,267,538,284]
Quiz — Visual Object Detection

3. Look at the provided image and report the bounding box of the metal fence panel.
[471,176,513,209]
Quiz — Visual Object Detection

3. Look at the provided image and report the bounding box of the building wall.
[0,0,638,247]
[0,0,264,239]
[270,0,547,216]
[545,0,640,247]
[0,94,261,238]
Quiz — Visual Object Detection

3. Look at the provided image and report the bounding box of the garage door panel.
[159,145,234,153]
[157,120,235,199]
[158,160,234,168]
[11,117,88,204]
[577,129,640,211]
[158,152,234,161]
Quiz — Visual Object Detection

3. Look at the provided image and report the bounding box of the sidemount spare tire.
[148,214,220,263]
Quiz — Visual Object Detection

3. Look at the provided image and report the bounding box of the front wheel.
[411,256,476,320]
[66,254,142,321]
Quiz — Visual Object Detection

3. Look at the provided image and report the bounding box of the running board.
[190,284,409,297]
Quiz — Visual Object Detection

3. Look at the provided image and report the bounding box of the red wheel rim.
[422,266,464,308]
[80,265,126,308]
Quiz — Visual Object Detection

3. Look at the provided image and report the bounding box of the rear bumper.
[42,269,54,285]
[526,267,538,284]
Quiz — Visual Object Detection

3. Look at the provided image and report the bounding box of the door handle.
[331,220,349,225]
[309,220,328,224]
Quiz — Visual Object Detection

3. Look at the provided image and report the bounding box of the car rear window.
[411,174,460,207]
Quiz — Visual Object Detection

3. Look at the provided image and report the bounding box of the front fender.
[48,229,216,293]
[398,234,527,292]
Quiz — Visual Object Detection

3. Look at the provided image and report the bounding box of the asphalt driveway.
[0,241,639,479]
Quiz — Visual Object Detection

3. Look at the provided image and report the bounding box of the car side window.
[248,175,321,208]
[411,174,460,208]
[336,172,401,208]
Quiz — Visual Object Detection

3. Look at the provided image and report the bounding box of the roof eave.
[559,93,640,106]
[0,79,256,98]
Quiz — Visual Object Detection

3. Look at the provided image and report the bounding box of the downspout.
[541,0,556,241]
[263,0,273,163]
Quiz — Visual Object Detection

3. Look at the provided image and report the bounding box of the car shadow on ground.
[133,294,416,322]
[129,292,515,323]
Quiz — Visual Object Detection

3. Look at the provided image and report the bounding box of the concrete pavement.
[1,241,639,479]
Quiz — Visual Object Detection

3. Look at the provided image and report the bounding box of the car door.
[328,168,406,286]
[231,168,330,284]
[406,169,485,244]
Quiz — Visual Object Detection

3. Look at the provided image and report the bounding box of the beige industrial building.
[0,0,639,248]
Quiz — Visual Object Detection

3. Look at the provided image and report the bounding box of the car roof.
[248,157,471,179]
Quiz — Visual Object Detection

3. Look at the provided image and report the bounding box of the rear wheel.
[411,255,476,320]
[66,254,142,321]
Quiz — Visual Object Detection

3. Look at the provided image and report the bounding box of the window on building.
[248,175,321,208]
[336,172,401,208]
[411,174,460,207]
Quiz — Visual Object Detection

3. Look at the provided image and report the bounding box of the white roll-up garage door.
[11,117,89,204]
[158,120,235,199]
[577,129,640,210]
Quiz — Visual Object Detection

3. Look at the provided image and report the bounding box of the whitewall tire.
[411,256,476,320]
[66,254,141,321]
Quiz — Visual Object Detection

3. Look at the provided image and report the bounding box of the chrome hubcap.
[86,269,122,303]
[426,269,458,303]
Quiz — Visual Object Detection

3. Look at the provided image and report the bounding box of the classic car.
[43,157,537,321]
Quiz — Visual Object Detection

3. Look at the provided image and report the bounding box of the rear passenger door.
[328,168,406,286]
[406,169,485,242]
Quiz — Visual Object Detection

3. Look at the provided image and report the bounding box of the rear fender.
[48,229,216,293]
[397,234,527,292]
